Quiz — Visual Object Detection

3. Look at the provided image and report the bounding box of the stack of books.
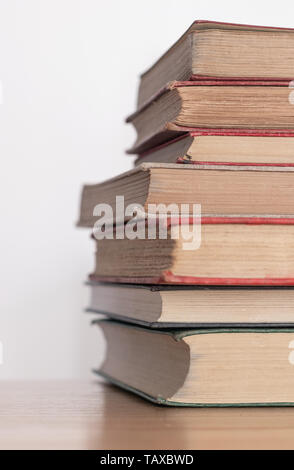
[78,21,294,406]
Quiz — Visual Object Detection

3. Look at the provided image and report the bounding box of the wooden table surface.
[1,380,294,449]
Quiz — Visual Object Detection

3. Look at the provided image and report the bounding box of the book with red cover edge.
[139,20,294,97]
[142,20,294,78]
[126,80,294,154]
[90,216,294,287]
[190,19,294,31]
[127,79,292,122]
[135,132,294,168]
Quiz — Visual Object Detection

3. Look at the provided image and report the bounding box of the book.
[137,20,294,108]
[95,320,294,406]
[77,163,294,228]
[89,217,294,285]
[87,282,294,328]
[127,81,294,154]
[135,133,294,166]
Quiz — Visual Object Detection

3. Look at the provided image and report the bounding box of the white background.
[0,0,293,379]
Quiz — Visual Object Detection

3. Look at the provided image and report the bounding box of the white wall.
[0,0,293,379]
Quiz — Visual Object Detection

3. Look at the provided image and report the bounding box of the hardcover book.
[89,217,294,286]
[87,282,294,327]
[137,20,294,108]
[127,81,294,154]
[95,320,294,406]
[78,163,294,228]
[135,133,294,166]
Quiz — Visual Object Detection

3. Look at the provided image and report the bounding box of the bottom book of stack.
[94,319,294,407]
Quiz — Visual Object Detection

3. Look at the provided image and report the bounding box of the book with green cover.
[94,320,294,406]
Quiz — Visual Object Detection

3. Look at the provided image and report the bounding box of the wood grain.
[1,380,294,449]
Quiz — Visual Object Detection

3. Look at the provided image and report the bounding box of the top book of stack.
[136,20,294,109]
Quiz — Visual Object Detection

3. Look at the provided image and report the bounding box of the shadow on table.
[86,380,294,450]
